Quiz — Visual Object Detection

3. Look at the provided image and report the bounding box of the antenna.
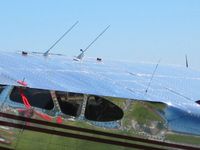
[185,54,189,68]
[145,59,161,93]
[44,21,79,56]
[75,25,110,60]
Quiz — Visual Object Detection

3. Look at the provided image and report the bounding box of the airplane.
[0,21,200,123]
[0,21,200,120]
[0,22,200,149]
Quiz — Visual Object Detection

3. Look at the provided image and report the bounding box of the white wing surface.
[0,52,200,115]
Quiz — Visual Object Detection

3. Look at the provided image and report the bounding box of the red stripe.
[19,89,31,109]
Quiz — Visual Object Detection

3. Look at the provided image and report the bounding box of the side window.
[10,87,54,110]
[85,96,124,122]
[56,91,84,117]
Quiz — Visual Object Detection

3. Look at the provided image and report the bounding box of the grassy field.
[15,131,129,150]
[165,132,200,146]
[12,130,130,150]
[128,101,165,124]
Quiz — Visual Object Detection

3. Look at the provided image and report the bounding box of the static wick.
[185,54,189,68]
[145,59,161,93]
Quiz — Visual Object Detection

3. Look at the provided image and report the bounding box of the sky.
[0,0,200,68]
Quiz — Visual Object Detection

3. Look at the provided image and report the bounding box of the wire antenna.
[75,25,110,60]
[145,59,161,93]
[185,54,189,68]
[44,21,79,56]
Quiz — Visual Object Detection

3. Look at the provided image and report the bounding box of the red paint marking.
[34,111,53,121]
[17,80,27,86]
[17,108,52,122]
[19,89,31,109]
[56,116,63,124]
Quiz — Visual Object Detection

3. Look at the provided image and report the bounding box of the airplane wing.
[0,51,200,115]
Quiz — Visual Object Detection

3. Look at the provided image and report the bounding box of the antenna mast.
[75,25,110,60]
[44,21,79,56]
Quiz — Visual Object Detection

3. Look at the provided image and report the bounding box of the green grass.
[166,133,200,146]
[146,102,166,111]
[14,130,132,150]
[125,101,164,125]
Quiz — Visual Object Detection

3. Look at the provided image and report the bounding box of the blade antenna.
[185,54,189,68]
[44,21,79,56]
[145,59,161,93]
[75,25,110,60]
